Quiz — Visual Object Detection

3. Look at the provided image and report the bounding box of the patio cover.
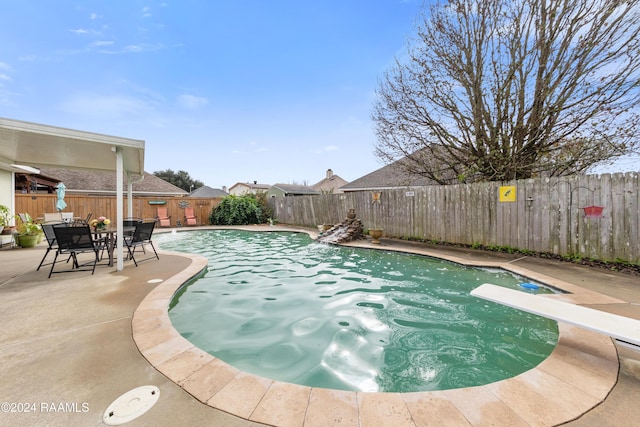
[0,117,145,271]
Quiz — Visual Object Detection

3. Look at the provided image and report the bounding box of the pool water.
[160,230,559,393]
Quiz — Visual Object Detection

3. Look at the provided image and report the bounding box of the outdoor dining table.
[94,226,135,267]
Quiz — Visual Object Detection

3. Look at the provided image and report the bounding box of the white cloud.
[0,74,11,82]
[0,62,10,71]
[91,40,114,47]
[177,94,208,109]
[324,145,339,151]
[123,45,144,53]
[70,28,89,35]
[59,93,151,119]
[89,13,99,20]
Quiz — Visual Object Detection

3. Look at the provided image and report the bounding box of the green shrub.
[254,192,273,221]
[209,194,264,225]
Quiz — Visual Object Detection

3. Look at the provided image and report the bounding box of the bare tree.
[373,0,640,183]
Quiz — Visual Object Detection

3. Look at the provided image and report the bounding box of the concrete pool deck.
[1,225,639,426]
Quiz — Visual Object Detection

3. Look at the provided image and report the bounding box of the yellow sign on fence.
[499,185,516,202]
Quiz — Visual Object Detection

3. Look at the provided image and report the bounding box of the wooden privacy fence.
[269,172,640,264]
[15,194,222,228]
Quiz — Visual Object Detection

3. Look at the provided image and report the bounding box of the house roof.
[340,157,441,191]
[37,167,187,196]
[229,182,271,191]
[188,185,228,198]
[312,169,349,193]
[270,184,321,195]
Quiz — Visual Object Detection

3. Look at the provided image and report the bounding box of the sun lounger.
[184,207,197,226]
[156,208,171,227]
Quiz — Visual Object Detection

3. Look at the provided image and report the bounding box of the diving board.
[471,283,640,347]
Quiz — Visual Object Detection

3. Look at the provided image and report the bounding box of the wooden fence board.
[269,172,639,263]
[16,194,221,228]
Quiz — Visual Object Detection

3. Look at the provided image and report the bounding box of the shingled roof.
[312,169,349,193]
[188,185,228,198]
[269,184,321,196]
[37,167,187,196]
[340,157,440,192]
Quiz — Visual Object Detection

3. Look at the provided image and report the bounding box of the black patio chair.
[37,221,67,271]
[49,225,101,278]
[123,217,142,227]
[73,212,92,226]
[122,217,142,238]
[124,221,159,267]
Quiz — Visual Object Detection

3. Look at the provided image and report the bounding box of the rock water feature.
[316,209,364,244]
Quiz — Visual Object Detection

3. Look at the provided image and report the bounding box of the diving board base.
[471,283,640,347]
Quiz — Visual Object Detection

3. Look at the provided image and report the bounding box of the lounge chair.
[184,207,197,226]
[49,225,101,278]
[156,208,171,227]
[124,221,159,267]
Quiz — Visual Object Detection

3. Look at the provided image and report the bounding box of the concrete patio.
[0,225,639,426]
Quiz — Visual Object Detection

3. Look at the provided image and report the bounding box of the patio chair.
[123,217,142,227]
[18,213,33,223]
[37,221,67,271]
[73,212,92,226]
[49,225,101,278]
[124,221,159,267]
[156,208,171,227]
[43,212,63,222]
[184,207,197,226]
[61,212,74,223]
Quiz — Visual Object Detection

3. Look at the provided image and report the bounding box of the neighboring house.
[312,169,349,194]
[228,181,271,196]
[266,184,321,198]
[188,185,228,198]
[340,157,443,192]
[34,167,187,196]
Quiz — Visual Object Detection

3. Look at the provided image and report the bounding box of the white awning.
[0,117,144,175]
[0,117,146,272]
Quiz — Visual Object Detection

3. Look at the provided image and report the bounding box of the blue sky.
[1,1,635,191]
[0,1,424,189]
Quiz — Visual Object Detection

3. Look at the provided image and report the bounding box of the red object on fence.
[583,205,604,218]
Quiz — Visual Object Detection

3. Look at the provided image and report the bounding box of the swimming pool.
[158,230,558,393]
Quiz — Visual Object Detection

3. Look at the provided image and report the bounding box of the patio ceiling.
[0,117,144,175]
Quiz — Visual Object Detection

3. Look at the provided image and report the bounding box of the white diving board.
[471,283,640,347]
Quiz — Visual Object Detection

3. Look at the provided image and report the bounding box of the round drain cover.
[103,385,160,425]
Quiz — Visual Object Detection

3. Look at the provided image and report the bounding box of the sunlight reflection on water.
[159,229,558,393]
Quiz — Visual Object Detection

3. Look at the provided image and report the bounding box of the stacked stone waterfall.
[316,209,364,244]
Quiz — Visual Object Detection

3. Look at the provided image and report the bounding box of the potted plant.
[0,204,15,235]
[16,221,43,248]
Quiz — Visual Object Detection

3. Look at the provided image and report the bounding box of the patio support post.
[115,147,124,271]
[127,180,133,219]
[126,173,144,218]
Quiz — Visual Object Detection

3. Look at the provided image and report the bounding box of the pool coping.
[133,227,621,426]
